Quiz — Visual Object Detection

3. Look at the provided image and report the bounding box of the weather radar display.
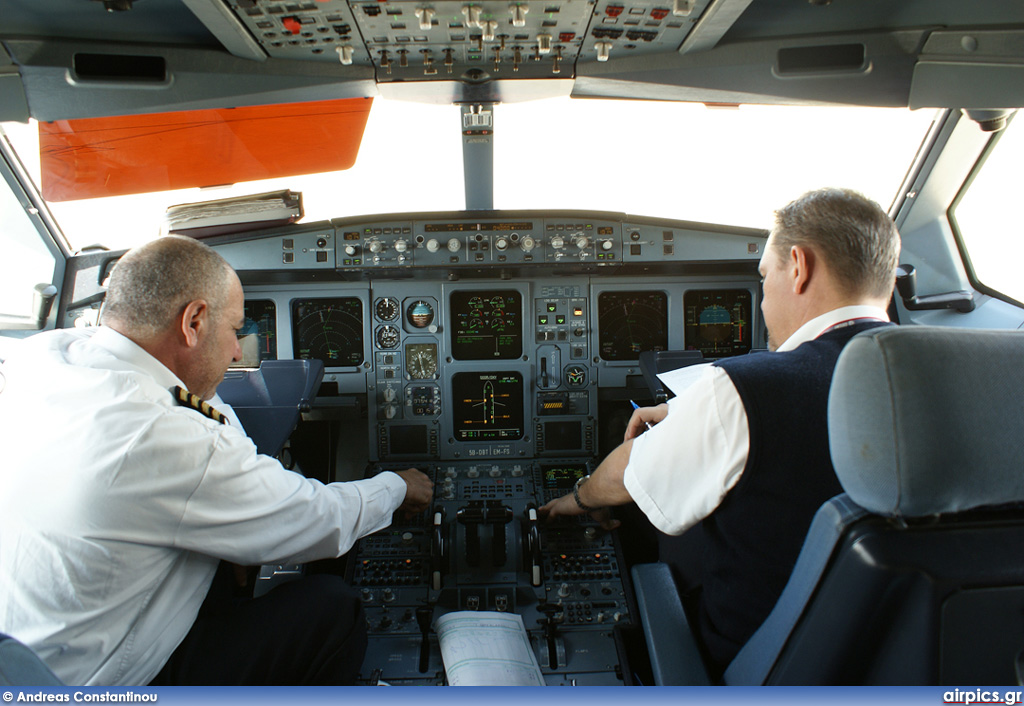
[684,289,753,358]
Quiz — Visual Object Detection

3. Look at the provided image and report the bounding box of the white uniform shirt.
[0,327,407,686]
[623,305,888,536]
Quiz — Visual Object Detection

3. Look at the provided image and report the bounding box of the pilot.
[0,235,433,686]
[540,187,900,680]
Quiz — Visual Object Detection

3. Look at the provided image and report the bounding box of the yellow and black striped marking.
[172,385,228,425]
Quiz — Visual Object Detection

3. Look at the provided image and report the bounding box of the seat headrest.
[829,326,1024,517]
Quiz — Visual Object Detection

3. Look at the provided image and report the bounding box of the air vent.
[73,53,167,82]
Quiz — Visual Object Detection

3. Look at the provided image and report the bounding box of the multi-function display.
[236,299,277,368]
[450,290,523,360]
[684,289,753,358]
[291,297,364,367]
[597,290,669,361]
[451,371,524,442]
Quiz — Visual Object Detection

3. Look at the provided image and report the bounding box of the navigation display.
[291,297,364,367]
[450,290,523,360]
[597,290,669,360]
[684,289,753,358]
[451,371,524,441]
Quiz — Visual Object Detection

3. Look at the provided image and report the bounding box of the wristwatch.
[573,474,601,512]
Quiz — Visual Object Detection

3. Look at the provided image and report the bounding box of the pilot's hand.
[539,494,620,531]
[624,402,669,441]
[395,468,433,516]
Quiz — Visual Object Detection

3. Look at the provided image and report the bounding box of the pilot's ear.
[180,299,209,348]
[790,244,815,295]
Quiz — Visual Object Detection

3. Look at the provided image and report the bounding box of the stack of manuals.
[164,189,303,238]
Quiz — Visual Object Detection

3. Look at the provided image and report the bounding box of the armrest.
[0,634,63,686]
[631,563,712,685]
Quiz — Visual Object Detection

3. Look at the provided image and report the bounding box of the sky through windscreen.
[2,98,937,253]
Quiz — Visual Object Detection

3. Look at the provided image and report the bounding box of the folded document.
[435,611,545,686]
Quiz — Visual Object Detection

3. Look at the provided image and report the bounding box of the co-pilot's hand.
[624,403,669,441]
[395,468,433,516]
[539,494,620,531]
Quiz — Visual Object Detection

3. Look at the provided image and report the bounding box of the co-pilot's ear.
[790,244,815,295]
[179,299,209,348]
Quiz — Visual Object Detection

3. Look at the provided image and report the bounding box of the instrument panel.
[208,211,765,684]
[239,278,760,464]
[224,211,765,465]
[220,213,766,460]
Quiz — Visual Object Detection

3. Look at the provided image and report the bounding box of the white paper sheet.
[434,611,545,686]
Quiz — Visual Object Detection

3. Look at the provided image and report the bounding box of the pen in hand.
[630,400,654,431]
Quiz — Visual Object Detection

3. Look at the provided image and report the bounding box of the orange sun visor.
[39,97,373,202]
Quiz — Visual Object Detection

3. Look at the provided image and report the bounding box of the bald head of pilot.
[101,235,245,400]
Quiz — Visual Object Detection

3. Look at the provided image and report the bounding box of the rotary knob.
[426,238,440,253]
[520,235,536,252]
[447,238,461,252]
[369,240,383,253]
[394,239,409,253]
[495,237,508,251]
[344,244,359,256]
[550,235,564,249]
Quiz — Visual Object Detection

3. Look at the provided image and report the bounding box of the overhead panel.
[225,0,715,82]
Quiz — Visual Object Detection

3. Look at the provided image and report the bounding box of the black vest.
[696,320,892,676]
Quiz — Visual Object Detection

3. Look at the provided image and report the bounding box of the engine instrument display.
[292,297,364,367]
[684,289,753,358]
[235,299,277,368]
[597,291,669,360]
[450,290,522,360]
[405,342,439,379]
[451,371,524,441]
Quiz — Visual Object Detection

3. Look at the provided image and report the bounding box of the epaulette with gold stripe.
[172,385,228,425]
